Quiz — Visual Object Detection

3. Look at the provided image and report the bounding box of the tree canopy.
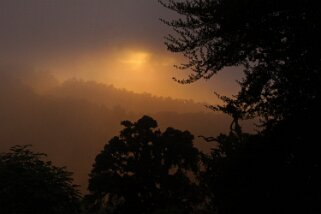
[160,1,321,213]
[160,0,321,126]
[0,145,81,214]
[86,116,201,214]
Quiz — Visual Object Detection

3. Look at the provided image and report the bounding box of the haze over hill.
[0,67,252,192]
[47,79,207,114]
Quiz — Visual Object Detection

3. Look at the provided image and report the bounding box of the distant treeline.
[1,69,254,193]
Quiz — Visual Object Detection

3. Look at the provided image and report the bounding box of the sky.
[0,0,242,103]
[0,0,249,191]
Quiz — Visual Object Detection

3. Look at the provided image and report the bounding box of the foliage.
[160,0,321,126]
[201,121,321,214]
[0,145,81,214]
[160,1,321,213]
[86,116,201,214]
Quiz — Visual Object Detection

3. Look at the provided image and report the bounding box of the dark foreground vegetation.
[0,145,81,214]
[1,0,321,213]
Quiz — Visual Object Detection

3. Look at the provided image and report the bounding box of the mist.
[0,67,253,192]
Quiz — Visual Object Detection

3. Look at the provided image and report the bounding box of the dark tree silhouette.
[160,0,321,127]
[160,1,321,213]
[0,145,81,214]
[86,116,201,214]
[200,126,321,214]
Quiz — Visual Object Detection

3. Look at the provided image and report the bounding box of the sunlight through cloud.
[119,51,150,69]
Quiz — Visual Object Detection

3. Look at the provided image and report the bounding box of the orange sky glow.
[31,45,241,104]
[0,0,243,104]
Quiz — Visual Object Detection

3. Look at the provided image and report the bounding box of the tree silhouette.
[160,1,321,213]
[160,0,321,127]
[86,116,201,214]
[0,145,81,214]
[200,126,321,214]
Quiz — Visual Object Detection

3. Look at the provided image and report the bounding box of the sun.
[120,51,150,69]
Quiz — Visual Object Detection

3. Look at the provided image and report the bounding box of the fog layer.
[0,67,250,192]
